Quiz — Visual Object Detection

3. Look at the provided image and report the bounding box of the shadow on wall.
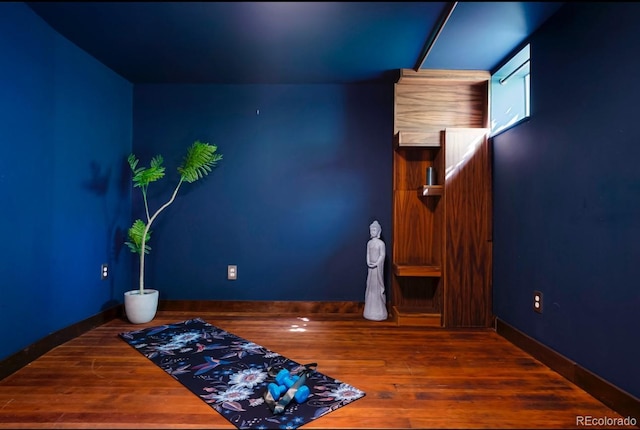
[82,158,129,310]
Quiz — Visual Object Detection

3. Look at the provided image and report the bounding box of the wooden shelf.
[419,185,443,196]
[394,131,441,148]
[393,305,442,327]
[393,263,441,277]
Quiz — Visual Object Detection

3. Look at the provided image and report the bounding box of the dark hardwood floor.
[0,310,636,429]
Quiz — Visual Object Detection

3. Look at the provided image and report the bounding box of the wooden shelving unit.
[390,69,493,328]
[391,132,445,327]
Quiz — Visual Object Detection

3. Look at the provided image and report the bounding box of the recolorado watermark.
[576,415,637,426]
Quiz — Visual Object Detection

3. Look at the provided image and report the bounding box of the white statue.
[364,220,388,321]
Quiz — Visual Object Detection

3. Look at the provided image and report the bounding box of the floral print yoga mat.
[119,317,365,429]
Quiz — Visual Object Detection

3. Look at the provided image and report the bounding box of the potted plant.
[124,140,223,324]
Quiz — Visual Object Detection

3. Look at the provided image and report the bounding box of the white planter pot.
[124,289,159,324]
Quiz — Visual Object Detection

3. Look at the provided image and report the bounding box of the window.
[490,44,530,136]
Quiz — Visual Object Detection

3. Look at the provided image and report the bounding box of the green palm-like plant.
[125,140,223,295]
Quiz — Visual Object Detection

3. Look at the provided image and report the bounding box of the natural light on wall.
[490,44,530,136]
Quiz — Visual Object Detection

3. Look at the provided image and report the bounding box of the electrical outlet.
[227,265,237,280]
[101,264,109,280]
[533,290,543,313]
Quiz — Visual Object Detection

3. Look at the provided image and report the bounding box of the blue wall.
[3,0,637,404]
[492,3,640,399]
[0,3,133,361]
[131,84,393,301]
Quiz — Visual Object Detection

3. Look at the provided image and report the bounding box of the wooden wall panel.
[443,129,492,327]
[393,190,441,266]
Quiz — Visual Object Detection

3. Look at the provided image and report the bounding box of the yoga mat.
[119,317,365,429]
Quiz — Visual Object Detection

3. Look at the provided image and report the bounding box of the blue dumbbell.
[294,385,310,403]
[271,369,309,403]
[283,375,299,388]
[268,382,287,400]
[275,369,290,385]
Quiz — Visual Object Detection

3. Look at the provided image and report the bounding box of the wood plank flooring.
[0,311,636,429]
